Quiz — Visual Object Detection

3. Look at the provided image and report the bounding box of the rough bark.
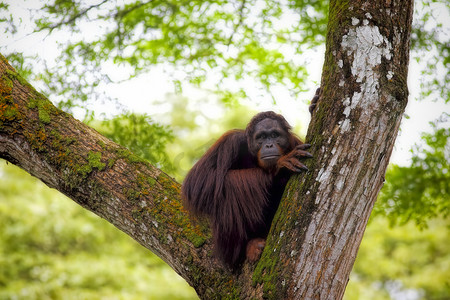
[0,54,246,298]
[0,0,413,299]
[251,1,413,299]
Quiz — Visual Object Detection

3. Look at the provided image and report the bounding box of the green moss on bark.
[0,69,22,128]
[75,151,106,177]
[27,96,54,124]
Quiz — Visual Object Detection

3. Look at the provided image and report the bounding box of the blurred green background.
[0,160,197,300]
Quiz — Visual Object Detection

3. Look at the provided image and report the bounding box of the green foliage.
[1,0,329,114]
[410,1,450,102]
[374,123,450,228]
[1,0,446,117]
[96,113,174,172]
[345,217,450,300]
[0,160,197,300]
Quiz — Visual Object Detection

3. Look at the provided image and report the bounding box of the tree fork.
[0,0,413,298]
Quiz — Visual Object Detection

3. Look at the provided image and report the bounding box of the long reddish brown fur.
[182,111,302,268]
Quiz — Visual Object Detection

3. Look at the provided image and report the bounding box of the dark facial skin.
[252,118,290,169]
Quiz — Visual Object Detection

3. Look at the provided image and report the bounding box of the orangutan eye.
[256,133,267,140]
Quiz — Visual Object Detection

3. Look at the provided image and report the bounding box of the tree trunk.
[0,0,413,299]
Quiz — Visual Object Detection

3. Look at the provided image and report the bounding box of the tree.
[0,1,414,299]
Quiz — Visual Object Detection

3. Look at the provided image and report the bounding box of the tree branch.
[0,54,243,297]
[43,0,110,31]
